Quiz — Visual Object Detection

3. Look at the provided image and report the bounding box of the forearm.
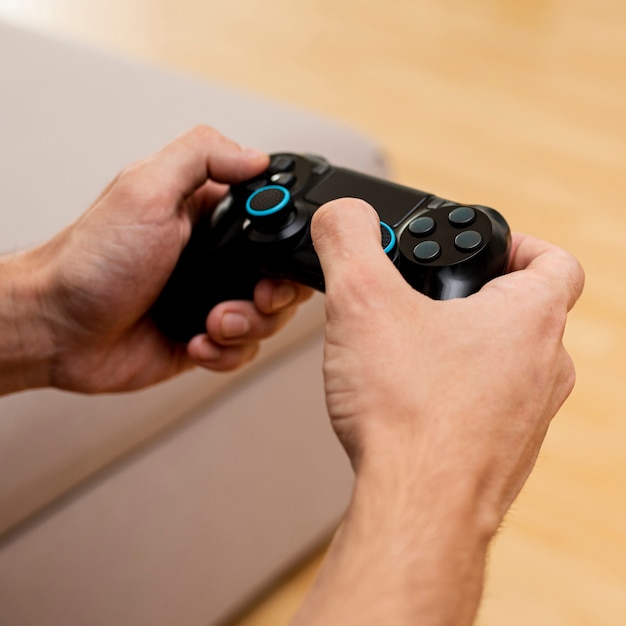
[291,451,497,626]
[0,251,55,395]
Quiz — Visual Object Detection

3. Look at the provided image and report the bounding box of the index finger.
[100,126,269,226]
[502,232,585,312]
[151,125,269,197]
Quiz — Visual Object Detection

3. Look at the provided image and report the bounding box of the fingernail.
[271,283,297,310]
[196,340,222,362]
[221,312,251,339]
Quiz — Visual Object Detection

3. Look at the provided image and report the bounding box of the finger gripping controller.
[151,153,512,341]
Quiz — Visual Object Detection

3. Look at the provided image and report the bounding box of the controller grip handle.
[150,210,262,343]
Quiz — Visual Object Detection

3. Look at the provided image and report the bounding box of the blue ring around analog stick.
[246,185,291,217]
[380,221,397,254]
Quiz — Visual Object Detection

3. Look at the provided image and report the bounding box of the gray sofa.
[0,22,387,626]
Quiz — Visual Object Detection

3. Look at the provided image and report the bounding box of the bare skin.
[0,130,584,625]
[0,126,311,395]
[289,199,584,626]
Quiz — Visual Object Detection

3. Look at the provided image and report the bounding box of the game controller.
[151,153,512,342]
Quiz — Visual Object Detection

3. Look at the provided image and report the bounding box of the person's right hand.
[311,198,584,524]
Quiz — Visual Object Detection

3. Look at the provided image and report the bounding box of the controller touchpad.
[305,170,428,227]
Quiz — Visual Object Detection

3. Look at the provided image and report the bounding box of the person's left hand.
[15,126,311,393]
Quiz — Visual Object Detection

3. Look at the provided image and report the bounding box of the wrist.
[353,437,505,539]
[344,472,493,624]
[0,250,56,394]
[293,441,500,626]
[342,413,509,537]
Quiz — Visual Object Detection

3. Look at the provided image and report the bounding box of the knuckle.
[554,347,577,404]
[564,353,577,394]
[112,161,175,213]
[568,256,586,301]
[187,124,220,145]
[554,247,585,309]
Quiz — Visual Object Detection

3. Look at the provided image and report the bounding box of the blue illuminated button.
[380,221,397,255]
[246,185,291,217]
[413,240,441,262]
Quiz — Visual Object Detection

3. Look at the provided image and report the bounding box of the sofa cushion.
[0,22,386,542]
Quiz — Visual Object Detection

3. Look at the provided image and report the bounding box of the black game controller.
[151,153,511,342]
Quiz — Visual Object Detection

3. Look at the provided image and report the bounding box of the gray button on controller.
[448,207,476,227]
[408,216,436,237]
[413,240,441,262]
[454,230,483,252]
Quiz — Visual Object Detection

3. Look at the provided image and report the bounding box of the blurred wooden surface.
[1,1,625,623]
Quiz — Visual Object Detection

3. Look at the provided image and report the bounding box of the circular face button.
[448,206,476,227]
[246,185,291,217]
[408,216,436,237]
[413,240,441,262]
[454,230,483,252]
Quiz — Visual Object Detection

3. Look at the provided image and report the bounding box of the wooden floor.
[2,1,625,623]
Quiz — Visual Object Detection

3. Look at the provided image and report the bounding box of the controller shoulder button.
[302,154,331,176]
[268,155,296,175]
[426,196,448,209]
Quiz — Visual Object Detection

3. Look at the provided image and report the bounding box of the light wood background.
[1,1,625,623]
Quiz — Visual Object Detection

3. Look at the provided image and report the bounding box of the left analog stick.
[247,185,292,216]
